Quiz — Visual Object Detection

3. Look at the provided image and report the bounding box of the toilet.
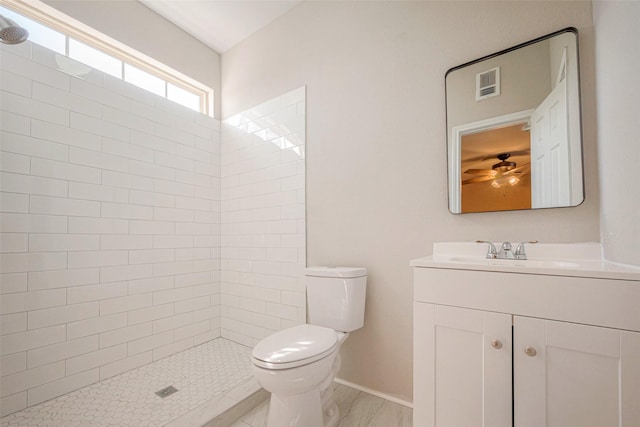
[251,266,367,427]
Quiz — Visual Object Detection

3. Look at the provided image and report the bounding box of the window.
[167,83,201,113]
[68,39,122,78]
[124,64,165,97]
[1,1,213,116]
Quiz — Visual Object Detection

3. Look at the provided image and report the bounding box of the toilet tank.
[305,266,367,332]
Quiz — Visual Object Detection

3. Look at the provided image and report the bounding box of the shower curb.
[163,376,268,427]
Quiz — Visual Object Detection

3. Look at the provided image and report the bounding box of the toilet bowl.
[251,267,367,427]
[253,324,347,427]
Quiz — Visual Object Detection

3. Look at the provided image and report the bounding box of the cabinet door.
[414,303,512,427]
[514,316,640,427]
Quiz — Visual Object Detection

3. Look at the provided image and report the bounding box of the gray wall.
[222,1,598,402]
[446,40,550,129]
[593,1,640,266]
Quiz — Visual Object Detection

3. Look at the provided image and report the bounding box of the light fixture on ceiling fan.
[491,153,516,172]
[463,152,530,186]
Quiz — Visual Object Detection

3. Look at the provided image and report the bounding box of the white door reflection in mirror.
[531,49,573,208]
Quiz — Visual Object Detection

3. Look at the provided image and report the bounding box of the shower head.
[0,14,28,45]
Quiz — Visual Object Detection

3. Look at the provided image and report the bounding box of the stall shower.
[0,38,306,425]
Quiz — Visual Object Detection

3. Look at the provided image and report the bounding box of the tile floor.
[1,337,412,427]
[0,338,259,427]
[231,383,413,427]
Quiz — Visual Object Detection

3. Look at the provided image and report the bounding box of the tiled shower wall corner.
[220,87,306,347]
[0,42,221,417]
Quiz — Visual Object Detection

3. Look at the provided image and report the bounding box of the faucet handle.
[476,240,497,259]
[514,240,538,260]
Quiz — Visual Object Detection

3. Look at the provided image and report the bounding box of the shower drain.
[155,385,179,398]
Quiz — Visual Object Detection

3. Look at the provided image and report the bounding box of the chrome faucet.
[498,242,515,259]
[476,240,497,259]
[514,241,538,260]
[477,240,537,260]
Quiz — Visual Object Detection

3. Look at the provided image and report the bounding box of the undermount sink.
[430,241,603,265]
[410,241,640,280]
[442,256,582,269]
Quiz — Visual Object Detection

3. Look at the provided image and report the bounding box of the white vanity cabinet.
[414,303,513,427]
[412,257,640,427]
[513,316,640,427]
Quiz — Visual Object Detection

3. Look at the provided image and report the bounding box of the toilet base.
[267,387,323,427]
[266,379,339,427]
[321,387,339,427]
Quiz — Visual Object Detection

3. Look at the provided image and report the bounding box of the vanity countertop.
[410,242,640,281]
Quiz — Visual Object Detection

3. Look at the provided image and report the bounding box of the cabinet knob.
[491,339,503,350]
[524,346,537,357]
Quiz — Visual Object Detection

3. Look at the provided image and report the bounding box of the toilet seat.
[252,324,339,370]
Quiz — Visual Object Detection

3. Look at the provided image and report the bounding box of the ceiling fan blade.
[463,149,531,165]
[504,163,531,175]
[464,169,497,176]
[462,176,494,185]
[488,149,530,160]
[463,153,492,163]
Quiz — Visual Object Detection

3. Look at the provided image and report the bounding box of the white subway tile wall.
[0,42,221,417]
[221,87,306,347]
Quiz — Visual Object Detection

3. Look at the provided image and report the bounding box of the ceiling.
[139,0,303,54]
[461,124,530,174]
[460,123,531,185]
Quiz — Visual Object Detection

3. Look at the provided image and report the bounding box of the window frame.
[2,0,214,117]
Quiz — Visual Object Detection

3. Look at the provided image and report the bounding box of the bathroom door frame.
[449,109,534,213]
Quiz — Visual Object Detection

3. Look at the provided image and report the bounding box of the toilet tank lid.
[306,266,367,278]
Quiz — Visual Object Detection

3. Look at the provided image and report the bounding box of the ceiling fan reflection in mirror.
[463,152,530,186]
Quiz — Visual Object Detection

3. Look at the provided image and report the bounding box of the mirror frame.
[445,27,585,214]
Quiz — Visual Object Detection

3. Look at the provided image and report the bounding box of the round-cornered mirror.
[446,28,584,214]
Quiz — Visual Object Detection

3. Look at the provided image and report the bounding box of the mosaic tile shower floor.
[1,338,257,427]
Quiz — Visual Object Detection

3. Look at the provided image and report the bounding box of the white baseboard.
[334,378,413,409]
